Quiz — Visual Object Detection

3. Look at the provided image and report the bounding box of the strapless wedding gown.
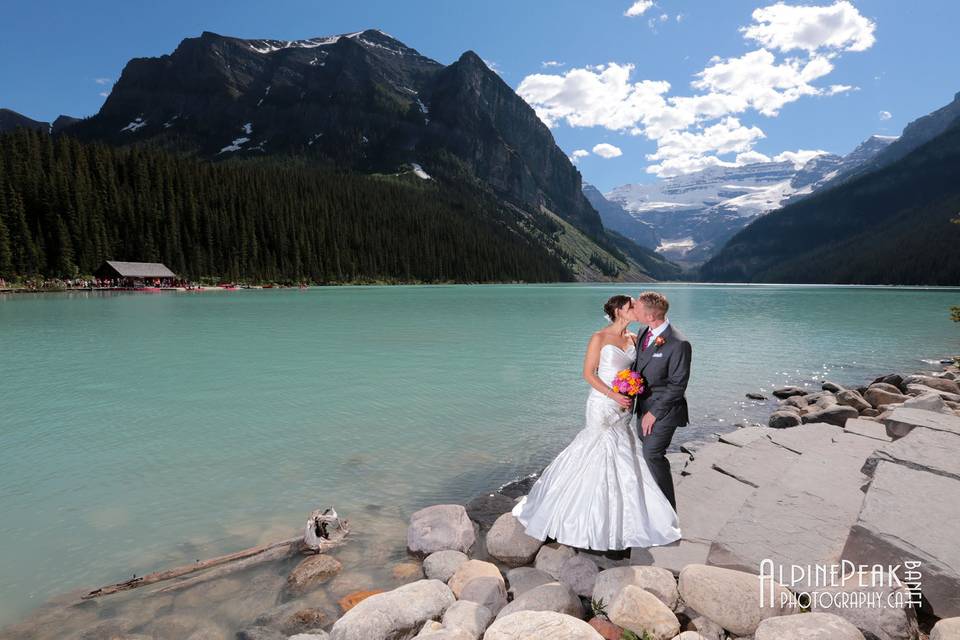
[512,343,681,550]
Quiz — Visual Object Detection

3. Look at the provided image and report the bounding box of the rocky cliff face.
[65,29,603,239]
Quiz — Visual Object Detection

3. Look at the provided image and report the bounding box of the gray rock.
[237,627,285,640]
[678,564,795,636]
[765,421,842,455]
[688,615,726,640]
[711,437,800,488]
[465,493,516,530]
[903,392,951,414]
[558,555,599,598]
[773,386,808,399]
[808,391,839,409]
[931,617,960,640]
[483,611,603,639]
[842,461,960,618]
[866,388,910,408]
[458,576,507,616]
[630,540,711,576]
[809,571,918,640]
[592,565,679,610]
[329,579,455,640]
[407,505,476,556]
[872,374,904,389]
[822,381,845,392]
[289,632,331,640]
[683,442,739,476]
[415,624,474,640]
[533,544,576,579]
[904,375,960,395]
[870,381,904,395]
[718,426,768,448]
[802,405,859,427]
[906,384,960,403]
[755,612,864,639]
[608,585,680,640]
[440,600,493,640]
[505,567,555,598]
[746,392,767,400]
[768,411,802,429]
[448,560,504,598]
[673,468,755,543]
[495,582,583,620]
[844,417,893,442]
[862,426,960,481]
[423,550,469,583]
[884,407,960,439]
[484,513,542,567]
[285,555,342,596]
[837,389,872,412]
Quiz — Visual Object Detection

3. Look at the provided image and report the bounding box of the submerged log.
[81,508,349,599]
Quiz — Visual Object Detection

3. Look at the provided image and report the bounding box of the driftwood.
[81,508,349,600]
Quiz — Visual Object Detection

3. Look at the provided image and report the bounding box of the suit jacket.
[632,324,692,427]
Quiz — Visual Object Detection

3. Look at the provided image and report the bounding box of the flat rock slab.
[862,427,960,481]
[842,461,960,618]
[845,417,894,442]
[682,442,739,476]
[630,540,711,576]
[712,437,799,488]
[884,407,960,439]
[708,448,868,576]
[765,421,843,454]
[718,426,768,448]
[673,468,756,543]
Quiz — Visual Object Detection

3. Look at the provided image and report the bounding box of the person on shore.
[512,294,681,552]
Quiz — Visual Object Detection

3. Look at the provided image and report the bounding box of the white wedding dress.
[512,343,681,550]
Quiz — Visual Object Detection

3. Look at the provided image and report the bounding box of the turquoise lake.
[1,283,958,629]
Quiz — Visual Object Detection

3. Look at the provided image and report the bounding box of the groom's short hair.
[637,291,669,319]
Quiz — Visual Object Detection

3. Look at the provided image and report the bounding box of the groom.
[631,291,692,510]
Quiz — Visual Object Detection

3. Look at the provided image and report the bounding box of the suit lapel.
[636,323,674,374]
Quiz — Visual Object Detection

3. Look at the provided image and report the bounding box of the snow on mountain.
[600,135,896,266]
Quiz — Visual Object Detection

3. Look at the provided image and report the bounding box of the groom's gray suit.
[632,323,692,509]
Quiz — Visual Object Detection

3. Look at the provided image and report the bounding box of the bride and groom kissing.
[512,291,691,556]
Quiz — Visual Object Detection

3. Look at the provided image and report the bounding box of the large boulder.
[773,386,808,399]
[534,544,577,579]
[754,612,865,639]
[484,611,603,639]
[465,493,516,530]
[802,405,859,426]
[485,513,543,567]
[884,407,960,439]
[407,505,476,556]
[505,567,554,598]
[678,565,794,636]
[841,461,960,618]
[769,410,802,429]
[870,382,904,395]
[329,579,455,640]
[865,388,910,409]
[458,576,507,616]
[907,384,960,403]
[592,566,679,610]
[423,550,468,583]
[495,582,583,620]
[903,392,951,414]
[931,617,960,640]
[448,560,504,598]
[285,555,343,596]
[809,571,918,640]
[904,375,960,395]
[837,389,872,412]
[608,585,680,640]
[558,555,599,598]
[440,600,493,640]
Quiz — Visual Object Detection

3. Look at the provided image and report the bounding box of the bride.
[512,295,681,551]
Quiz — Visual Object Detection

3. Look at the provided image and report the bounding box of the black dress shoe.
[602,548,630,560]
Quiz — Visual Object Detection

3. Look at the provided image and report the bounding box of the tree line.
[0,128,572,283]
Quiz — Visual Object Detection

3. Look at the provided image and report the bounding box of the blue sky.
[2,0,957,191]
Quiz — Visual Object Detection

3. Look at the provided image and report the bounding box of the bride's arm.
[583,335,632,408]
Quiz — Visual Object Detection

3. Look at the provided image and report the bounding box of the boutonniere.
[654,336,666,350]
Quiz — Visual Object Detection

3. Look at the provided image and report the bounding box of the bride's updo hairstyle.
[603,295,633,323]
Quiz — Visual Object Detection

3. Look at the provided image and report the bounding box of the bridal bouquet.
[612,370,645,411]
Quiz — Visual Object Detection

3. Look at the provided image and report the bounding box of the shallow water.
[1,283,958,632]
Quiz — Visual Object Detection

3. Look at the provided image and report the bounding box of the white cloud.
[675,13,685,22]
[646,117,766,176]
[94,77,113,85]
[736,150,772,164]
[592,143,623,158]
[624,0,654,17]
[879,110,892,120]
[99,91,110,98]
[773,148,829,167]
[570,149,590,163]
[541,60,565,68]
[482,59,501,75]
[742,1,876,53]
[659,13,669,22]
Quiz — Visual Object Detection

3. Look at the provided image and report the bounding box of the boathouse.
[94,261,176,288]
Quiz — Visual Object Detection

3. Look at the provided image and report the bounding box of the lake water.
[1,284,958,634]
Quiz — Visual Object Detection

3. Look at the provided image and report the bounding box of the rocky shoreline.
[3,359,960,640]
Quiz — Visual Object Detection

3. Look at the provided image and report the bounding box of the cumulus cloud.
[624,0,654,17]
[518,1,876,177]
[879,110,892,120]
[569,149,590,162]
[742,1,876,53]
[592,143,623,158]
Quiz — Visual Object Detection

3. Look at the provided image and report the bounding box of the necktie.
[642,331,654,351]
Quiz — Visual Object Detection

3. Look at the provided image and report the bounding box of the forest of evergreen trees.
[0,129,573,283]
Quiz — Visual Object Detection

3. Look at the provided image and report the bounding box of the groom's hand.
[641,411,656,436]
